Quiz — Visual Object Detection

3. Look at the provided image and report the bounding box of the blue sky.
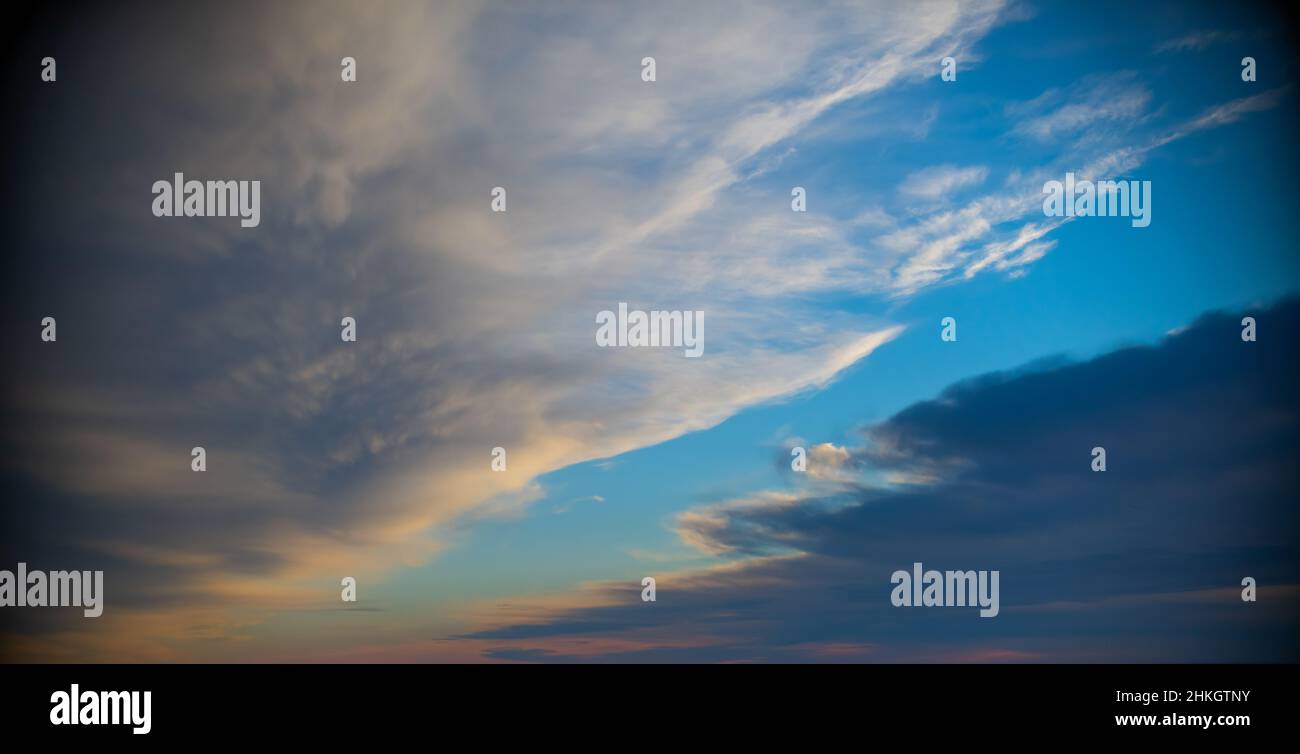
[2,0,1297,662]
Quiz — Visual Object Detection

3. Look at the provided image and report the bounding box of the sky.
[1,0,1297,662]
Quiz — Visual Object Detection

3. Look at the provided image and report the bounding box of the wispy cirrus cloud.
[1154,30,1241,54]
[899,165,990,199]
[874,78,1287,295]
[1009,72,1153,142]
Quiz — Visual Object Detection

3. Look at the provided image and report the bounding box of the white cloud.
[1011,73,1152,142]
[899,165,990,200]
[1154,30,1239,54]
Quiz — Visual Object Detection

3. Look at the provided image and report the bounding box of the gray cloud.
[1,0,1006,659]
[463,299,1300,662]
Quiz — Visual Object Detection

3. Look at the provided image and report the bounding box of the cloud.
[1154,30,1240,54]
[459,298,1300,662]
[0,0,973,660]
[899,165,990,200]
[881,80,1287,295]
[1010,73,1152,142]
[1180,87,1291,133]
[552,495,605,515]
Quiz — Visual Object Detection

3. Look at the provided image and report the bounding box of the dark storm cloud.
[465,299,1300,662]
